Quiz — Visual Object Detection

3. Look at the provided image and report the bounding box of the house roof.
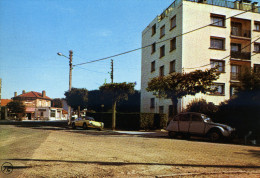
[1,99,12,106]
[14,91,52,100]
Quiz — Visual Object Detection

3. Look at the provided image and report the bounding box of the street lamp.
[57,50,73,125]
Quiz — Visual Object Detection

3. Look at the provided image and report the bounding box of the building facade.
[13,90,67,120]
[141,0,260,116]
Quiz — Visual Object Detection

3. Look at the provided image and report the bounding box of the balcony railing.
[231,72,239,80]
[231,51,251,60]
[184,0,259,14]
[231,27,251,38]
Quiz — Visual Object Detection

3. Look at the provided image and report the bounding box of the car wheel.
[209,130,222,142]
[72,123,76,129]
[83,123,88,130]
[168,131,177,138]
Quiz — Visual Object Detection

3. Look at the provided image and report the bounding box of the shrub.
[140,113,154,130]
[185,99,218,120]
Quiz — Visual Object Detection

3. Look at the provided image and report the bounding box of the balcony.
[231,27,251,38]
[231,51,251,60]
[230,72,239,80]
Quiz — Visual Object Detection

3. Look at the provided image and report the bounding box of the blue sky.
[0,0,174,99]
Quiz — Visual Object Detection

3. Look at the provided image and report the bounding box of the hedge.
[86,112,167,130]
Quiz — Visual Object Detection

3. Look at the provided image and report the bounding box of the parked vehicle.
[166,112,235,142]
[72,116,104,131]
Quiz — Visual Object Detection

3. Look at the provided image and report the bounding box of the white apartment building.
[141,0,260,117]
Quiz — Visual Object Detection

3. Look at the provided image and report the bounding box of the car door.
[189,114,205,135]
[178,113,190,133]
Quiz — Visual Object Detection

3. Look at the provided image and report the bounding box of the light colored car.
[72,116,104,131]
[166,112,235,142]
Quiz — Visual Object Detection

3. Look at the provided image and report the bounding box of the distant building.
[141,0,260,116]
[13,90,67,120]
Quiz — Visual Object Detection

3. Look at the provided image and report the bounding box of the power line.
[73,4,259,66]
[74,66,108,74]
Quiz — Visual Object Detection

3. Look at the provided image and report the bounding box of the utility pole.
[57,50,73,125]
[68,50,73,124]
[111,59,114,83]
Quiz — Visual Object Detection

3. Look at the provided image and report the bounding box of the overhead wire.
[73,4,259,67]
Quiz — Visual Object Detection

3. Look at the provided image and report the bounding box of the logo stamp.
[1,162,13,175]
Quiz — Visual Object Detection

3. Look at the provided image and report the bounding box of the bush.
[185,99,218,120]
[140,113,154,130]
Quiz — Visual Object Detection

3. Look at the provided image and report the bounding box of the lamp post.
[57,50,73,125]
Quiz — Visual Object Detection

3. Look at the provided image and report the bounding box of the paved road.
[1,125,260,177]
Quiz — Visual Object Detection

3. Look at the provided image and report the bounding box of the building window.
[211,83,225,95]
[231,43,241,52]
[210,60,225,72]
[230,86,238,97]
[254,22,260,31]
[254,43,260,53]
[159,106,164,114]
[160,25,165,38]
[231,65,241,80]
[151,43,156,54]
[150,98,155,108]
[170,37,176,51]
[170,16,176,30]
[254,64,260,73]
[152,24,156,36]
[159,65,164,77]
[211,14,225,27]
[151,61,155,72]
[210,37,225,50]
[169,60,176,73]
[160,45,165,58]
[50,110,56,117]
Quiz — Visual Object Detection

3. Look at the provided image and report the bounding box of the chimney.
[252,2,258,13]
[14,92,17,97]
[22,90,25,94]
[42,90,46,97]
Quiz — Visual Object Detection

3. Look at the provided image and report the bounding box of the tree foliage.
[87,89,140,112]
[6,100,26,116]
[99,82,135,130]
[51,98,63,108]
[99,82,135,102]
[216,69,260,138]
[146,68,220,115]
[185,99,218,120]
[64,88,88,111]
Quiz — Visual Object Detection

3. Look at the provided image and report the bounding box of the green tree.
[99,82,135,130]
[51,98,63,108]
[6,100,26,118]
[185,99,218,120]
[87,90,140,113]
[146,68,220,116]
[64,88,88,111]
[217,69,260,138]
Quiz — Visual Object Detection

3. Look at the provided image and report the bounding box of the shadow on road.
[3,158,260,169]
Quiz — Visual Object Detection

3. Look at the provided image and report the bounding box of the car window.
[191,114,202,122]
[179,114,190,121]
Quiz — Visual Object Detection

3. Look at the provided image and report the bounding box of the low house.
[13,90,67,120]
